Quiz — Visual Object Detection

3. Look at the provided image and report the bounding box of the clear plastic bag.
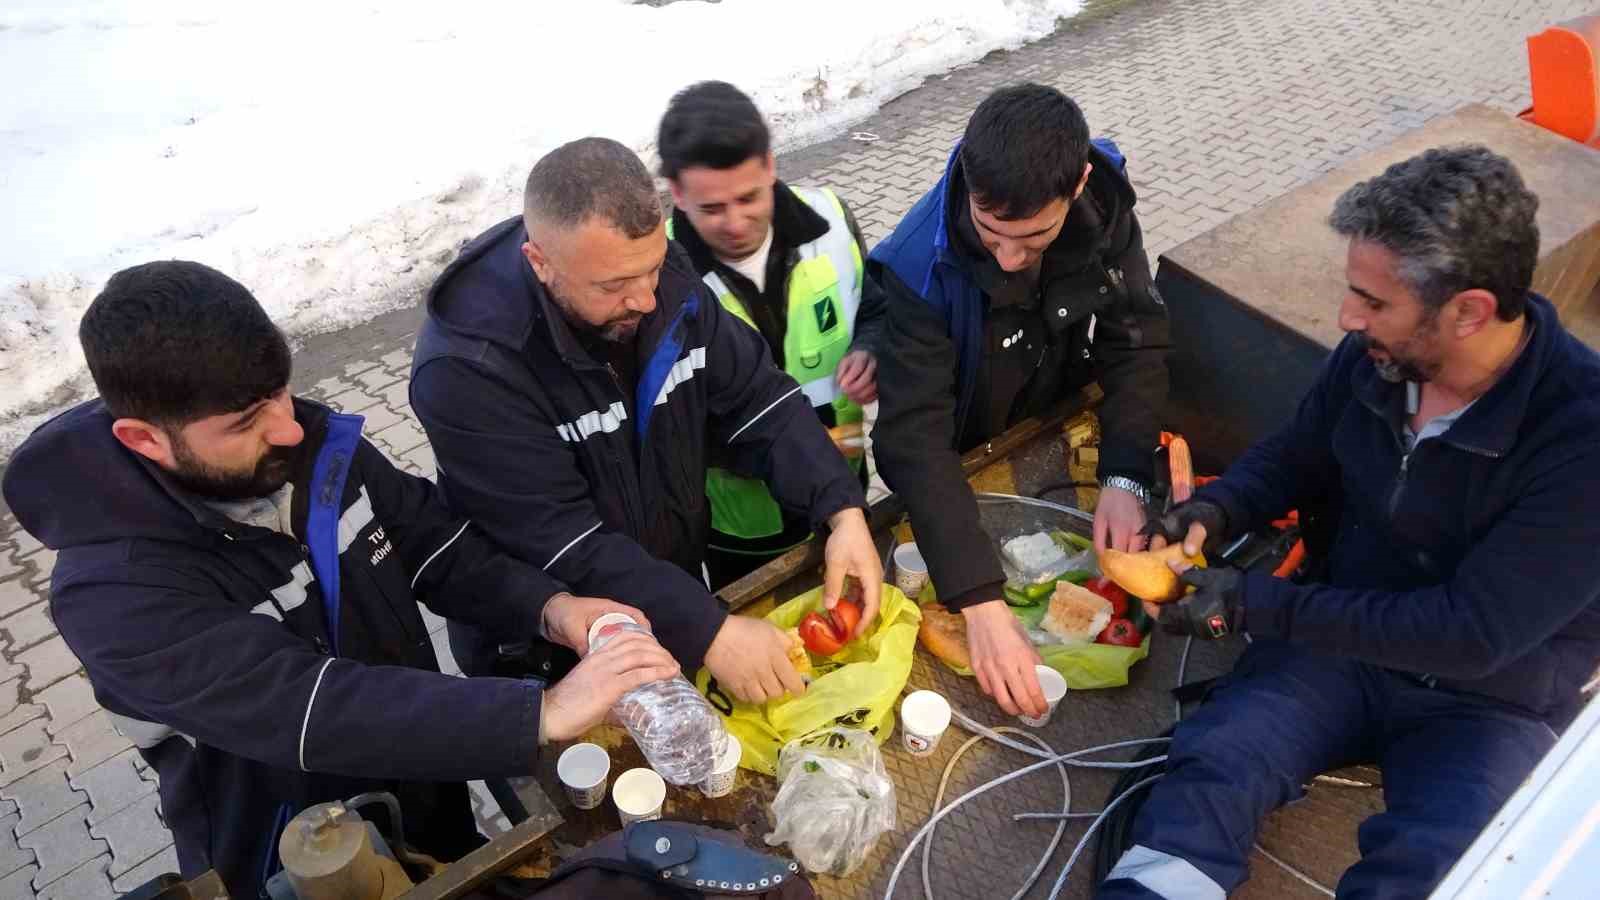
[594,621,728,785]
[764,727,896,876]
[999,530,1096,587]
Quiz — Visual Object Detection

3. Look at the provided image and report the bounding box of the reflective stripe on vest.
[692,187,864,418]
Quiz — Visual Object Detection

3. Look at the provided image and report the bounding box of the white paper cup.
[613,767,667,825]
[893,543,930,599]
[899,690,952,756]
[1017,665,1069,727]
[556,743,611,810]
[699,733,743,798]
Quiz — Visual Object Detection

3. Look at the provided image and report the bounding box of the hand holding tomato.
[797,597,863,656]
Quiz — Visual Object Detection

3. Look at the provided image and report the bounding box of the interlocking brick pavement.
[0,0,1589,894]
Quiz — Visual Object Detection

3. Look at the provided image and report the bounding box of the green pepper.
[1052,530,1094,554]
[1004,585,1040,607]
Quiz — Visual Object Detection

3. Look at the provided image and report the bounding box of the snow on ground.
[0,0,1082,452]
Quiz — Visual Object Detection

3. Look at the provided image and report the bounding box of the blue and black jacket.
[870,140,1172,609]
[2,398,557,898]
[410,218,865,674]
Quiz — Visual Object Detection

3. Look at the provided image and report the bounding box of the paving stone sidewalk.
[0,0,1589,894]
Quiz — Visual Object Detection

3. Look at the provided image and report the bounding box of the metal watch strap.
[624,821,798,894]
[1100,475,1150,505]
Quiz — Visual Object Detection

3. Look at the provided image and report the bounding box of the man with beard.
[1,261,680,898]
[1100,146,1600,898]
[410,137,882,706]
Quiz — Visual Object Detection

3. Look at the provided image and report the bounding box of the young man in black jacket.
[1,262,678,899]
[657,81,887,585]
[411,137,882,706]
[871,84,1172,717]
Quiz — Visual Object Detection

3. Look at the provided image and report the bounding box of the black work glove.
[1159,566,1245,639]
[1139,498,1230,554]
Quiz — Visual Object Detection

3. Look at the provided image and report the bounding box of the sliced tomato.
[798,598,863,656]
[829,598,862,638]
[798,612,846,655]
[1096,617,1142,647]
[1085,577,1130,618]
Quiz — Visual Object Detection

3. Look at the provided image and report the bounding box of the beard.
[1354,315,1441,384]
[168,435,299,501]
[548,276,644,344]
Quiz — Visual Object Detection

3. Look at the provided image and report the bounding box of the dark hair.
[1329,145,1539,320]
[961,84,1091,219]
[79,261,292,425]
[523,137,662,240]
[657,81,771,180]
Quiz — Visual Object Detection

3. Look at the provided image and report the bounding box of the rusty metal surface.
[506,429,1375,899]
[1160,103,1600,351]
[396,805,563,900]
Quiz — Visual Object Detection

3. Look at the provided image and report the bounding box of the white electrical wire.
[921,728,1069,900]
[882,737,1170,899]
[1254,843,1336,897]
[1044,775,1166,900]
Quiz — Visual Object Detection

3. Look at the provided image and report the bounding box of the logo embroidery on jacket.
[367,526,393,566]
[813,296,839,333]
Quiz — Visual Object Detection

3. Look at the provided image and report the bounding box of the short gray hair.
[524,137,662,239]
[1329,145,1539,320]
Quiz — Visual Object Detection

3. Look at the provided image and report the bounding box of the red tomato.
[1096,617,1142,647]
[798,598,863,656]
[1086,577,1130,618]
[829,598,863,638]
[798,612,846,655]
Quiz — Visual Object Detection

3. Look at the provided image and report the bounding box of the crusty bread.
[1098,544,1203,602]
[1042,581,1113,643]
[918,604,971,670]
[786,627,813,679]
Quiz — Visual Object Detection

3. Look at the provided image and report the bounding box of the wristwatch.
[1100,475,1151,506]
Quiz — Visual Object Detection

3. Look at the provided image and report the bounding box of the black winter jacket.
[410,219,864,672]
[2,399,556,898]
[871,142,1171,609]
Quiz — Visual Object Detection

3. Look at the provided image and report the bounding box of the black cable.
[1034,480,1101,500]
[1091,727,1173,882]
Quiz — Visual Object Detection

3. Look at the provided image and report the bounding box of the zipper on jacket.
[1387,449,1411,520]
[603,362,646,534]
[293,539,333,656]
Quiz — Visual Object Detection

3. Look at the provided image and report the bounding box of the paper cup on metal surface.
[586,612,639,651]
[556,743,611,810]
[893,542,930,599]
[899,690,952,757]
[700,733,742,798]
[614,768,667,825]
[1017,665,1069,727]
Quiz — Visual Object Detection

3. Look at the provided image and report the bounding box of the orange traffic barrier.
[1522,14,1600,147]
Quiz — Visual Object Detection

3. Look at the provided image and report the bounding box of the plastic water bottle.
[587,613,728,785]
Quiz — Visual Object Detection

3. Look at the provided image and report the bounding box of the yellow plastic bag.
[693,585,923,776]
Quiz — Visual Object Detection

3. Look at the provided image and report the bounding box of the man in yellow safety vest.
[658,81,887,586]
